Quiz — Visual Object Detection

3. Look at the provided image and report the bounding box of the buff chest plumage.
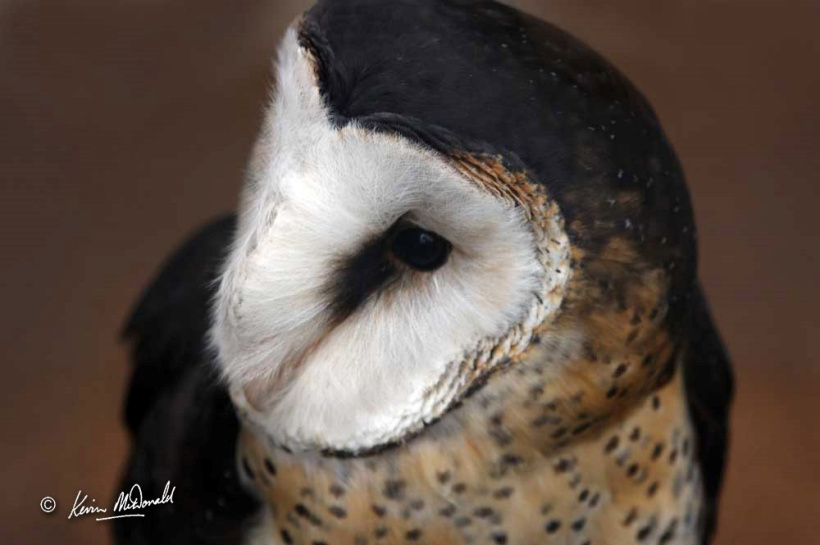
[117,2,733,545]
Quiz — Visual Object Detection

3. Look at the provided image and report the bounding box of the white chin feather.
[211,28,570,453]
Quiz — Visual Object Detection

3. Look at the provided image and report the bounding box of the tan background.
[1,0,818,543]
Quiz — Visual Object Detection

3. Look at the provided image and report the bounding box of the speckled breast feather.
[238,350,703,545]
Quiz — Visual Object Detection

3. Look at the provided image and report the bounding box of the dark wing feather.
[684,282,734,544]
[114,215,259,545]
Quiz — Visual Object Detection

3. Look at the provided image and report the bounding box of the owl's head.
[212,1,694,456]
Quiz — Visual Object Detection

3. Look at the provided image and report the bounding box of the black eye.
[390,226,452,271]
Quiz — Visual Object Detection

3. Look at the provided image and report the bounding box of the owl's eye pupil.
[390,226,451,271]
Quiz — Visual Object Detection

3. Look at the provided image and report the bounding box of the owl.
[116,1,733,545]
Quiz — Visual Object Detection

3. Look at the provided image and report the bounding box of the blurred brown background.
[1,0,818,543]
